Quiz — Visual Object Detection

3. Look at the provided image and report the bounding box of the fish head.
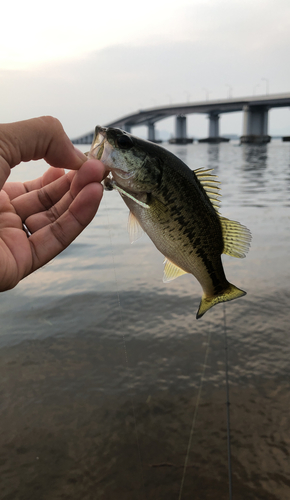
[88,126,162,192]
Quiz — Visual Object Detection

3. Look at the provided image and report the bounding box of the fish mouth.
[88,126,107,161]
[88,125,135,180]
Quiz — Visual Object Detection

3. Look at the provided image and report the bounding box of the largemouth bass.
[89,126,251,319]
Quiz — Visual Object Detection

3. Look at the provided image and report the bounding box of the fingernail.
[74,146,88,162]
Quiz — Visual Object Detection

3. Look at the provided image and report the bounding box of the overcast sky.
[1,0,290,139]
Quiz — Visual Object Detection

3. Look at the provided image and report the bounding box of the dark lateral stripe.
[195,246,224,294]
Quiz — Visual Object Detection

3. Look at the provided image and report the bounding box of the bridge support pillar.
[240,105,271,144]
[176,115,187,140]
[146,122,162,143]
[148,122,155,142]
[209,113,220,138]
[198,113,229,143]
[169,115,193,144]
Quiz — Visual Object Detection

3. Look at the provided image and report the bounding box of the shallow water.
[0,140,289,499]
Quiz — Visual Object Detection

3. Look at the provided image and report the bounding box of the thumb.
[0,116,88,189]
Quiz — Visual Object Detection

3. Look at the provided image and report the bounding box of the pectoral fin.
[128,212,144,243]
[163,258,188,283]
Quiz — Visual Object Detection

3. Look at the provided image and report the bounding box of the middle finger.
[11,172,73,220]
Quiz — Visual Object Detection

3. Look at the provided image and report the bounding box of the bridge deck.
[72,92,290,143]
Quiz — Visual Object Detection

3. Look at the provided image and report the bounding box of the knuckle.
[47,205,60,223]
[50,220,68,248]
[37,187,54,210]
[39,116,63,132]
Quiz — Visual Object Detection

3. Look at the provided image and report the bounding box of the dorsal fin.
[127,211,144,243]
[220,217,251,258]
[163,258,188,283]
[193,168,221,212]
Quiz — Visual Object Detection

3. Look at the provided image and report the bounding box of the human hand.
[0,116,105,291]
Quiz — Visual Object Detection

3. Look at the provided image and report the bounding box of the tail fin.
[196,283,246,319]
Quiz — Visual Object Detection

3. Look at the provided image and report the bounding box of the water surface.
[0,140,289,499]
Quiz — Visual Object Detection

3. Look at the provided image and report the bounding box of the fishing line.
[223,303,233,500]
[103,193,146,499]
[178,325,212,500]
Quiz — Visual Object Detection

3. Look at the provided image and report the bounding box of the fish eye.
[117,135,133,149]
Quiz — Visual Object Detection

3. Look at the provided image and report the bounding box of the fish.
[88,126,251,319]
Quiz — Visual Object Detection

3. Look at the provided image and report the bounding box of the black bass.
[89,126,251,319]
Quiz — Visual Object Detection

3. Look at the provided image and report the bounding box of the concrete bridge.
[72,92,290,145]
